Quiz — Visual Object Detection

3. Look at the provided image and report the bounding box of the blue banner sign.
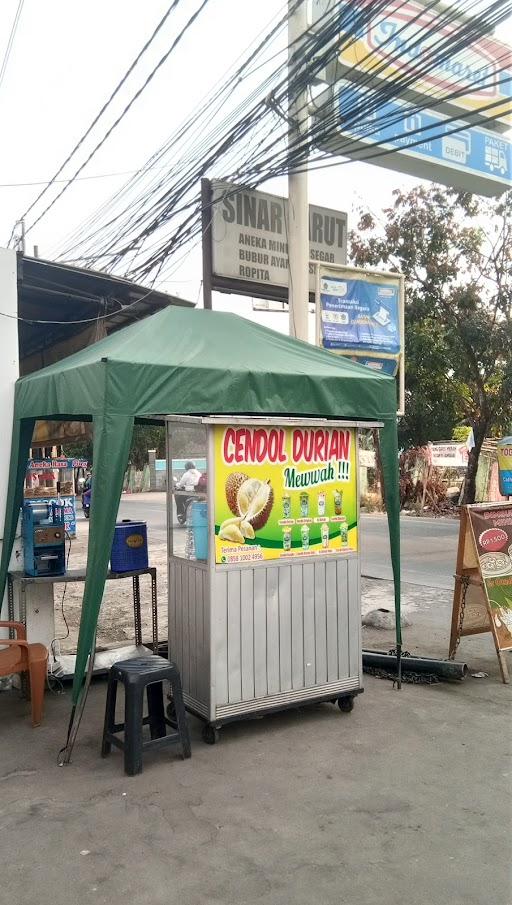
[323,82,511,197]
[343,355,399,376]
[320,275,400,352]
[37,495,77,538]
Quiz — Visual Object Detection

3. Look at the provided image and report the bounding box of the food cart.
[0,306,401,760]
[167,415,380,743]
[24,457,88,538]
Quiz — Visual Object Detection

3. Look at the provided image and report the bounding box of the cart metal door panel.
[227,570,242,703]
[337,559,350,677]
[253,568,267,699]
[240,569,255,700]
[169,558,210,713]
[278,567,292,692]
[314,561,328,685]
[291,566,305,689]
[211,556,360,712]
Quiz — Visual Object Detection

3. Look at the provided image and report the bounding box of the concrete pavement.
[2,498,510,905]
[1,644,510,905]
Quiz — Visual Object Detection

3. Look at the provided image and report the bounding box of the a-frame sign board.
[449,503,512,683]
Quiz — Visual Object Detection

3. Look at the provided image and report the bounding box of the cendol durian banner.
[214,424,358,564]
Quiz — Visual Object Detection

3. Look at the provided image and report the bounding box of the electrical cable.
[22,0,213,240]
[0,0,25,94]
[15,0,183,225]
[11,0,511,287]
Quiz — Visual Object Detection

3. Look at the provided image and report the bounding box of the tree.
[350,186,512,503]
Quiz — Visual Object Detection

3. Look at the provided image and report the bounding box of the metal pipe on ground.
[363,650,468,680]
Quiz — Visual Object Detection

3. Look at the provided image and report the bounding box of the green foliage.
[129,425,165,469]
[63,421,205,471]
[452,426,471,442]
[62,436,93,463]
[350,186,512,501]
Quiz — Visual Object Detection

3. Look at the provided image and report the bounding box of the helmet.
[185,461,195,470]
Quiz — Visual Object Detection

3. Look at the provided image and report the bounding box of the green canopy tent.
[0,306,401,751]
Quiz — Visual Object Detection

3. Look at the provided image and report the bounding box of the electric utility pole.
[288,0,309,342]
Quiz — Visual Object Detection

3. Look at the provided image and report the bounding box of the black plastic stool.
[101,656,191,775]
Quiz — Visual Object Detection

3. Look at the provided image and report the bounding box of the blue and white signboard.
[318,82,511,197]
[37,496,77,538]
[320,275,400,353]
[316,266,404,384]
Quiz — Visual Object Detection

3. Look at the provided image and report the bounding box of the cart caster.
[202,724,220,745]
[337,696,354,713]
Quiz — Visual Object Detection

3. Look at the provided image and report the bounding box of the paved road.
[114,492,459,590]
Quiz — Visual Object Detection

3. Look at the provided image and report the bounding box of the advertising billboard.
[316,265,404,379]
[316,82,511,197]
[429,443,469,469]
[207,180,347,300]
[497,438,512,497]
[213,424,358,564]
[312,0,511,131]
[467,504,512,650]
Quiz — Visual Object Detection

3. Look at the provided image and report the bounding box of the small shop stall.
[0,306,401,759]
[24,456,88,537]
[168,416,381,742]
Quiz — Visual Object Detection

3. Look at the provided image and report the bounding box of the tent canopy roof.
[2,305,401,734]
[15,306,396,421]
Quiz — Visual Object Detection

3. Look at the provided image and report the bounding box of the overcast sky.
[0,1,508,334]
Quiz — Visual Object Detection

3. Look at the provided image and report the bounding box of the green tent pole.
[0,416,36,613]
[379,418,402,688]
[62,412,134,762]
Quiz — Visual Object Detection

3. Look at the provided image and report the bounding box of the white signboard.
[429,443,469,468]
[312,0,511,131]
[211,180,347,292]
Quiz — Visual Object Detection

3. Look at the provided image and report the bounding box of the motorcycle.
[175,490,195,525]
[82,486,91,518]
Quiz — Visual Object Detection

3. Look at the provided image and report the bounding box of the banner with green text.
[214,424,358,564]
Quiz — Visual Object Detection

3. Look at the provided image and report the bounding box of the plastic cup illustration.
[282,494,291,519]
[339,518,348,548]
[333,489,343,515]
[317,491,326,517]
[282,526,292,551]
[300,492,309,517]
[300,523,310,551]
[321,522,329,549]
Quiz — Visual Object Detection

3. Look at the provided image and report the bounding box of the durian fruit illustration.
[219,474,274,542]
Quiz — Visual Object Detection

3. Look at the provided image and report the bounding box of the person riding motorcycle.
[176,461,202,491]
[175,461,202,524]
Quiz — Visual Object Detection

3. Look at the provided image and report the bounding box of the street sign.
[206,180,347,300]
[311,0,512,132]
[316,82,511,196]
[429,443,469,468]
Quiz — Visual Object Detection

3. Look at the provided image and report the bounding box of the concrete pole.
[288,0,309,342]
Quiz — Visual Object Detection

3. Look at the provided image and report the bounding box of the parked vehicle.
[175,491,195,525]
[82,484,91,518]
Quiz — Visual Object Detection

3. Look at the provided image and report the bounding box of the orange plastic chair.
[0,622,48,726]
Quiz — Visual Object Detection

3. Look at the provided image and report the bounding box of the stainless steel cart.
[167,416,374,743]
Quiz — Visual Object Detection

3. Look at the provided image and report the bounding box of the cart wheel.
[337,696,354,713]
[202,724,219,745]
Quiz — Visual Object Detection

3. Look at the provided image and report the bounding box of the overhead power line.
[50,0,512,284]
[0,0,25,93]
[15,0,182,225]
[21,0,212,240]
